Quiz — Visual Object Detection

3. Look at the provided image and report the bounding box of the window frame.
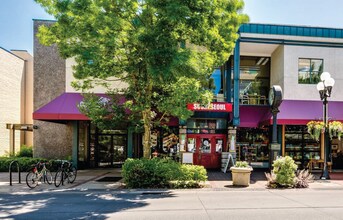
[298,58,323,84]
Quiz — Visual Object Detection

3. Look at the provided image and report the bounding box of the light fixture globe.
[320,72,331,81]
[324,77,335,87]
[317,81,324,91]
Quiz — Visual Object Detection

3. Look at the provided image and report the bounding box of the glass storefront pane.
[187,119,196,128]
[234,56,271,105]
[78,122,88,163]
[187,138,196,152]
[186,119,227,134]
[216,139,223,153]
[200,138,211,153]
[236,128,270,168]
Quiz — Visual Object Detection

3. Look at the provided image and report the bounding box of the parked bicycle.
[54,160,77,187]
[26,162,53,189]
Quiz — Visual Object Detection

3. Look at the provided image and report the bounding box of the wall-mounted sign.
[187,102,232,112]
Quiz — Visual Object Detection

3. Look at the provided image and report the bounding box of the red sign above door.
[187,102,232,112]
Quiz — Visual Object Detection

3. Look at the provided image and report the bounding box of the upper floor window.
[233,56,271,105]
[298,58,323,84]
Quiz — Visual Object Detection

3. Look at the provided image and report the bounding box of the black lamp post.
[269,85,283,169]
[316,72,335,180]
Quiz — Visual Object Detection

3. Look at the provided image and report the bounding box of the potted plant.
[307,121,324,141]
[230,161,253,186]
[328,121,343,140]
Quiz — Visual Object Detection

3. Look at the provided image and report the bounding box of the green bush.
[122,158,207,189]
[16,145,33,157]
[0,157,62,172]
[272,156,298,187]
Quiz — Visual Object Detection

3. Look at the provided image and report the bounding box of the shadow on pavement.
[0,190,175,220]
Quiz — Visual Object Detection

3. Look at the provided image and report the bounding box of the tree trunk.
[142,109,151,158]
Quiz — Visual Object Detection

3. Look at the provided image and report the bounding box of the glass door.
[112,135,127,165]
[97,134,127,167]
[98,135,113,167]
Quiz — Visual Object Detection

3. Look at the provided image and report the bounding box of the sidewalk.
[0,168,123,193]
[2,169,343,193]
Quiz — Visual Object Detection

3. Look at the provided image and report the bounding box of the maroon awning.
[33,93,117,121]
[33,92,180,126]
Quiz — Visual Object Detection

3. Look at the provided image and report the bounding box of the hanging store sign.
[187,102,232,112]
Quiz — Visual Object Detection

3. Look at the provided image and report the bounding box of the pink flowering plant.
[328,121,343,140]
[307,121,325,141]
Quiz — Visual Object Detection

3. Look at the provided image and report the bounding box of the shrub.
[265,156,299,188]
[122,158,207,189]
[16,145,33,157]
[272,156,298,187]
[0,157,61,172]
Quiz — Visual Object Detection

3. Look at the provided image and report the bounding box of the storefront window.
[284,125,320,168]
[236,128,270,168]
[78,122,89,165]
[200,138,211,153]
[187,138,196,152]
[186,119,227,134]
[216,139,223,153]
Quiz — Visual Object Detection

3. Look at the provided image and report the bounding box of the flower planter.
[230,167,253,186]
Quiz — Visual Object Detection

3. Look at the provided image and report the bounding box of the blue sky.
[1,0,343,55]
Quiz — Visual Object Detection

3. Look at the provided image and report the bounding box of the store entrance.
[187,134,225,169]
[97,134,127,167]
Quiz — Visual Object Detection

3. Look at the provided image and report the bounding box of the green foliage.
[35,0,249,158]
[122,158,207,188]
[234,161,250,168]
[273,156,298,187]
[268,156,298,188]
[0,157,61,172]
[15,145,33,158]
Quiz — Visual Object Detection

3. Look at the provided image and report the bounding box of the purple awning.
[239,105,270,127]
[261,100,343,125]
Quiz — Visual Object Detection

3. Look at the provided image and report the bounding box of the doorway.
[97,134,127,167]
[187,134,226,169]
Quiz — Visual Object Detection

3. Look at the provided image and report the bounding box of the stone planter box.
[230,167,253,186]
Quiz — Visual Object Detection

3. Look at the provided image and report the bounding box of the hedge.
[122,158,208,189]
[0,157,65,172]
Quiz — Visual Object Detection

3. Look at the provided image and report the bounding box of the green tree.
[35,0,248,158]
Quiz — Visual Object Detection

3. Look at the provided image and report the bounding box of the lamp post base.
[320,168,330,180]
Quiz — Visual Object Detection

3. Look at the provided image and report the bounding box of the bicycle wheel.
[54,170,63,187]
[67,167,77,183]
[44,170,53,185]
[26,171,38,189]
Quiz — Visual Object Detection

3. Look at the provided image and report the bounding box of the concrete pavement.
[2,168,343,193]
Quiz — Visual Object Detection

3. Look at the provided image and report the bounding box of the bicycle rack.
[9,160,21,186]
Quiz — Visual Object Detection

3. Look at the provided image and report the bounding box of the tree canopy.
[35,0,249,158]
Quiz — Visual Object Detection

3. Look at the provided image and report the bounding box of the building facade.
[0,47,33,156]
[32,21,343,170]
[231,23,343,169]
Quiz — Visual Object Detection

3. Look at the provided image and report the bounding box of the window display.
[186,119,227,134]
[201,138,211,153]
[284,125,320,168]
[236,128,270,168]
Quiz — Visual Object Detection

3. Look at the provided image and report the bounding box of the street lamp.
[316,72,335,180]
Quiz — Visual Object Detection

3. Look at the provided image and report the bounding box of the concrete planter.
[230,167,253,186]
